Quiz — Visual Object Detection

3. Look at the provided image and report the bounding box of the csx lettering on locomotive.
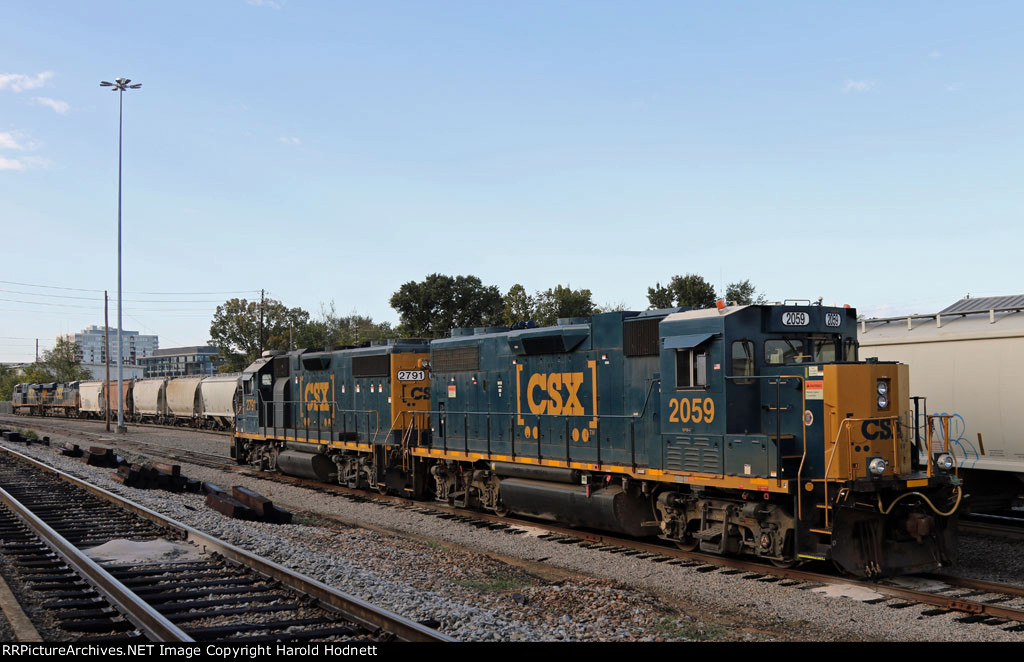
[526,372,585,416]
[304,381,330,412]
[861,418,895,441]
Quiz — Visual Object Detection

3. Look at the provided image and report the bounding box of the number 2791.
[668,397,715,424]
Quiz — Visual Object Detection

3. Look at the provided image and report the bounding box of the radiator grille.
[624,318,660,357]
[432,345,480,372]
[352,354,390,377]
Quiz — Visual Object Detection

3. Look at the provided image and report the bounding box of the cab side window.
[731,341,755,384]
[676,347,708,389]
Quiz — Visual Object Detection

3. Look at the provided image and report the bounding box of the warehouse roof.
[939,295,1024,315]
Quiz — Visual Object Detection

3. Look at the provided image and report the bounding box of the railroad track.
[961,513,1024,542]
[0,414,230,438]
[6,417,1024,634]
[0,445,452,643]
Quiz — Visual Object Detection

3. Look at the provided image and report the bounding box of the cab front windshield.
[764,335,843,365]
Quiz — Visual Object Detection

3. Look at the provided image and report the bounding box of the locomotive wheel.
[674,533,699,552]
[770,557,798,569]
[494,502,510,518]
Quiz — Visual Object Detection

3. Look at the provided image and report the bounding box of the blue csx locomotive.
[232,302,962,576]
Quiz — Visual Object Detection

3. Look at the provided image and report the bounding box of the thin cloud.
[32,97,70,114]
[0,156,25,171]
[247,0,281,8]
[928,50,942,58]
[278,136,301,145]
[0,72,54,93]
[0,132,26,150]
[843,79,876,94]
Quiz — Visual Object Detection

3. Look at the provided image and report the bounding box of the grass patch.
[424,540,451,551]
[18,428,38,440]
[651,616,731,641]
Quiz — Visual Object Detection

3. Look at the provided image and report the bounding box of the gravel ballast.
[1,418,1022,642]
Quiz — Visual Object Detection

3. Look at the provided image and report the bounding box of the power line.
[0,298,102,309]
[0,288,230,303]
[0,280,105,293]
[0,279,259,296]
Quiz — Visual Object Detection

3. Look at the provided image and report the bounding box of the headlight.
[877,394,889,409]
[877,380,889,395]
[936,454,954,471]
[869,458,887,476]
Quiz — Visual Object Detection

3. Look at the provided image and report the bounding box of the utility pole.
[35,339,38,362]
[259,288,265,355]
[105,291,111,432]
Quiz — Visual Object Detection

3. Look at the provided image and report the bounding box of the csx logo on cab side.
[861,419,894,440]
[526,372,585,415]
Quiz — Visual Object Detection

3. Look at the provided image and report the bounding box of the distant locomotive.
[231,303,962,577]
[11,375,241,430]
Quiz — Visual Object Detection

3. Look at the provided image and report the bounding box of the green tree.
[647,274,718,309]
[0,363,58,401]
[210,297,310,371]
[646,282,675,309]
[0,364,18,401]
[669,274,718,308]
[725,279,767,305]
[533,285,596,327]
[502,284,535,327]
[41,337,91,382]
[295,302,395,349]
[390,274,503,338]
[595,300,629,314]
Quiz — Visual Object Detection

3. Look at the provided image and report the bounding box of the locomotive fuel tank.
[497,477,660,537]
[275,449,335,482]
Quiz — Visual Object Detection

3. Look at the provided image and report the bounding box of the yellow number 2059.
[667,397,715,424]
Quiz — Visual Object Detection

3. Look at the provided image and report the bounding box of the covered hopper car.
[12,374,241,431]
[859,295,1024,511]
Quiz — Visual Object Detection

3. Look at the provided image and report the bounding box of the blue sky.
[2,1,1022,362]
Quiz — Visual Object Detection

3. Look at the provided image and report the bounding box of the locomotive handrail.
[925,413,956,478]
[416,408,642,467]
[822,415,894,526]
[417,406,718,472]
[249,392,381,445]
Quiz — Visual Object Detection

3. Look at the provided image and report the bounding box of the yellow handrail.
[818,415,901,528]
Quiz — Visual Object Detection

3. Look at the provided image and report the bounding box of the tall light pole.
[100,77,141,433]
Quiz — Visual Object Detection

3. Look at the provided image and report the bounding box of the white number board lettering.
[397,370,426,381]
[782,311,810,326]
[825,312,842,327]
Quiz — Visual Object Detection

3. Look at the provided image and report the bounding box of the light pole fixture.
[100,77,142,433]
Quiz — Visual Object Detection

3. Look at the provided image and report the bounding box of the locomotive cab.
[653,303,959,576]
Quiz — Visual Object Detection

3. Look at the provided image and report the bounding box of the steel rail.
[0,445,453,643]
[8,418,1024,627]
[0,484,192,641]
